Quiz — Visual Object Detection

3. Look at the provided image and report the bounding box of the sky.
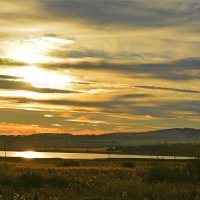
[0,0,200,135]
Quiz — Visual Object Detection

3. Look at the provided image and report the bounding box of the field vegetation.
[0,158,200,200]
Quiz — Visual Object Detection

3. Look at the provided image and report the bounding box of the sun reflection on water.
[15,151,41,159]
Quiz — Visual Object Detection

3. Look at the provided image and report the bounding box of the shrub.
[46,175,69,187]
[57,160,80,167]
[186,159,200,182]
[121,162,136,168]
[0,174,12,186]
[16,172,43,188]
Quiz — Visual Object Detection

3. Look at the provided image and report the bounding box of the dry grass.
[0,158,200,200]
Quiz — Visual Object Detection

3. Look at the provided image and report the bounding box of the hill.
[0,128,200,151]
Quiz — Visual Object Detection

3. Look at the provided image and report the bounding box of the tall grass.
[0,159,200,199]
[148,159,200,183]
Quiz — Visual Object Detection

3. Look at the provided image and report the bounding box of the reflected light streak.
[15,151,42,159]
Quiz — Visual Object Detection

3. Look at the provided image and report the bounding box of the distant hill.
[0,128,200,151]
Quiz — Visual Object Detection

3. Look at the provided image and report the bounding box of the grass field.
[0,158,200,200]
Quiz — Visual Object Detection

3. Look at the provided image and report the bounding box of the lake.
[0,151,195,160]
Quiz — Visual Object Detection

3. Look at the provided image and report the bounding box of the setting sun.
[9,45,50,63]
[6,37,74,63]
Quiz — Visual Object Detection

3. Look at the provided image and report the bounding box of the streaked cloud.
[40,58,200,80]
[135,86,200,94]
[0,76,80,94]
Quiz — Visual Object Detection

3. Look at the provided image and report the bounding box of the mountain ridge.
[1,128,200,137]
[0,128,200,150]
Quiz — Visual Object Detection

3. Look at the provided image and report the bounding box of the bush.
[148,162,190,183]
[46,175,70,187]
[148,162,171,182]
[57,160,80,167]
[0,174,12,186]
[16,172,43,188]
[186,159,200,182]
[121,162,136,168]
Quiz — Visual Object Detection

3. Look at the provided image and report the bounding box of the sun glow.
[9,45,49,63]
[6,37,74,63]
[8,66,75,88]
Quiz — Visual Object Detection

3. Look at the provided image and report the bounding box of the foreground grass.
[0,158,200,200]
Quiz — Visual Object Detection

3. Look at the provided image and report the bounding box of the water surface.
[0,151,195,160]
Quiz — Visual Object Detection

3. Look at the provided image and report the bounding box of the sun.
[2,37,76,91]
[6,37,74,64]
[9,44,49,63]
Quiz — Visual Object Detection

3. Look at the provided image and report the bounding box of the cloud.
[66,115,108,124]
[135,86,200,94]
[0,95,145,114]
[0,74,19,80]
[40,0,200,28]
[119,93,152,98]
[0,77,80,94]
[0,109,60,126]
[0,58,26,66]
[3,94,200,118]
[64,50,173,60]
[0,122,62,135]
[1,0,199,35]
[128,100,200,117]
[40,58,200,80]
[44,114,54,118]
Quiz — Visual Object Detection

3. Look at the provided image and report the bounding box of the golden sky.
[0,0,200,134]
